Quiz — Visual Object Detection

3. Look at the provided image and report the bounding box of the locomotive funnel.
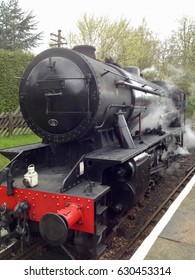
[72,45,96,58]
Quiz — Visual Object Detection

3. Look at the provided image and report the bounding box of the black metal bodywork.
[0,46,186,256]
[19,47,165,144]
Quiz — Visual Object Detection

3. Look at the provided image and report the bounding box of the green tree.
[67,14,159,70]
[126,19,159,71]
[67,14,131,62]
[0,0,43,51]
[158,16,195,94]
[169,17,195,68]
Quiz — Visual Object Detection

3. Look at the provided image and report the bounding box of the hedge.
[0,49,33,113]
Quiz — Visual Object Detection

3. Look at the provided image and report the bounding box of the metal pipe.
[115,80,164,96]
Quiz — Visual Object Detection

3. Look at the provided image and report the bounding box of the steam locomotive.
[0,45,186,257]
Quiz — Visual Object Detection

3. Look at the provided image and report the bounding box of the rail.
[94,163,195,260]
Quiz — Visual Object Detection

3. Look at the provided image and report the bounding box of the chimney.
[72,45,96,59]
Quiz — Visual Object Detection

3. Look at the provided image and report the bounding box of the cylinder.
[39,204,82,246]
[57,204,82,228]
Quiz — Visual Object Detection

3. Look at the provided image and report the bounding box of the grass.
[0,133,41,169]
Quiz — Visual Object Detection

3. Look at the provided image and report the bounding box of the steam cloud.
[183,119,195,150]
[140,97,178,131]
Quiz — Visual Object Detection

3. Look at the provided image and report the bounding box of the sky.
[18,0,195,54]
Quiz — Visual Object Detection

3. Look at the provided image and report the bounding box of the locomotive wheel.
[74,231,102,257]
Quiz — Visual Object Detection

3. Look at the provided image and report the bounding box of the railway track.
[96,163,195,260]
[0,235,46,260]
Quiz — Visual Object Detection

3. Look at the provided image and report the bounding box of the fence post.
[8,113,13,136]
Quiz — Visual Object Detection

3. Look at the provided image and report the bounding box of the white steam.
[183,119,195,150]
[140,97,178,131]
[174,146,189,155]
[141,65,162,80]
[173,119,195,156]
[142,66,157,75]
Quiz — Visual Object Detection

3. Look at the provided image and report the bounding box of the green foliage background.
[187,96,195,117]
[0,49,33,113]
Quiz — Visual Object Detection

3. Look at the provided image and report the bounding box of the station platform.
[131,174,195,260]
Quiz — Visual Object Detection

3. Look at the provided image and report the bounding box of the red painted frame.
[0,185,95,234]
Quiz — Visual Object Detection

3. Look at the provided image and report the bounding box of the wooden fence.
[0,107,32,137]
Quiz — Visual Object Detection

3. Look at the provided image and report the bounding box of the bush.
[0,49,33,113]
[186,96,195,118]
